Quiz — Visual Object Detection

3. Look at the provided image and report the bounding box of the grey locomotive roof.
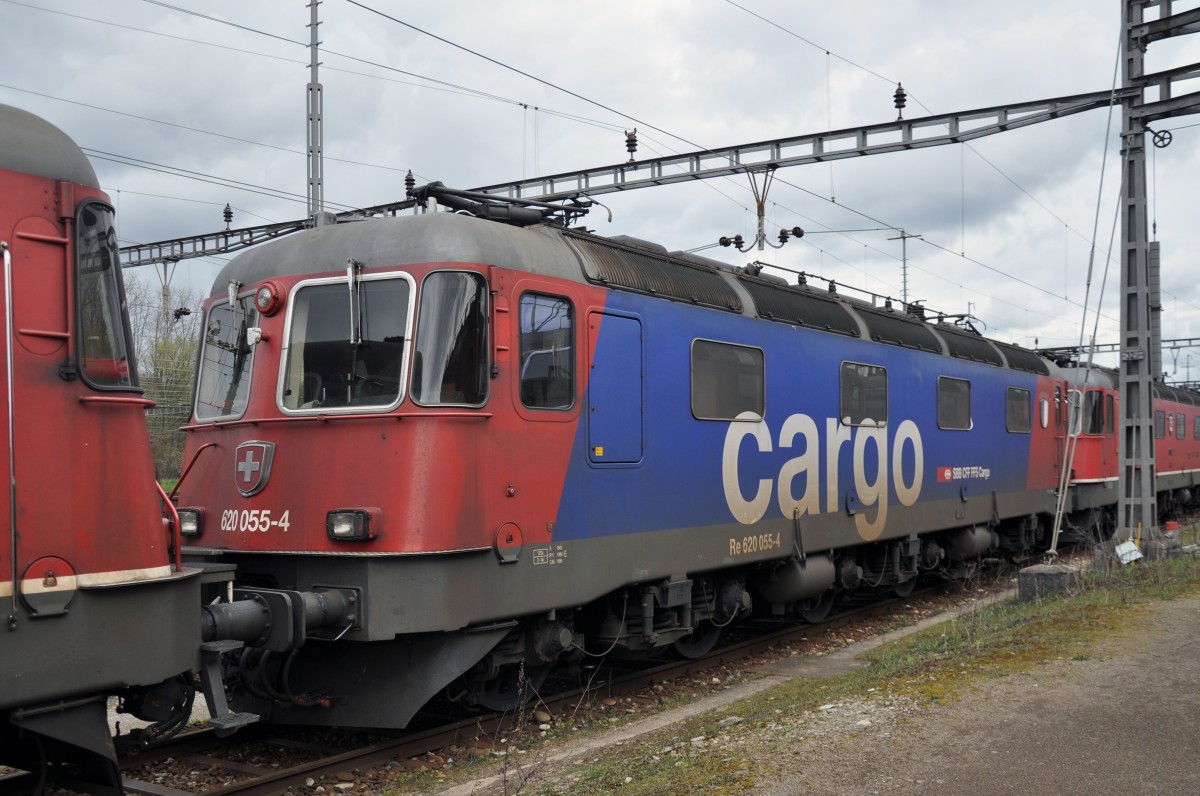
[211,212,584,295]
[0,104,99,188]
[214,210,1056,376]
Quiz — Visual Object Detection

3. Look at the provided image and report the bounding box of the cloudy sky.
[3,0,1198,372]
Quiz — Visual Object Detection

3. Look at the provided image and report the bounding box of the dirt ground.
[425,594,1200,796]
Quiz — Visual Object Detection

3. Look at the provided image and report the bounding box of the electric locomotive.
[0,104,206,793]
[1046,363,1200,526]
[175,184,1105,731]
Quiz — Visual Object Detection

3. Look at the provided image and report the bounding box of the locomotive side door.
[586,312,642,465]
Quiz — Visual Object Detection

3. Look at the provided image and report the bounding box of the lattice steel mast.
[1118,0,1200,551]
[306,0,325,224]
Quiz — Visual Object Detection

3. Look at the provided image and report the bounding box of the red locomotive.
[0,104,213,794]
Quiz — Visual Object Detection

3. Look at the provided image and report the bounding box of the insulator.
[790,226,804,238]
[797,272,807,286]
[625,128,638,162]
[733,234,743,248]
[222,203,233,229]
[893,83,907,110]
[778,229,790,245]
[719,236,733,247]
[828,279,837,294]
[405,169,416,194]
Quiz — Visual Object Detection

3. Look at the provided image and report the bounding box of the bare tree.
[124,272,203,480]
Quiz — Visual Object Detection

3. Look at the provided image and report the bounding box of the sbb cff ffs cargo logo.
[235,440,276,497]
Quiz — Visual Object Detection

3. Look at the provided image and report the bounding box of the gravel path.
[752,597,1200,795]
[422,593,1200,796]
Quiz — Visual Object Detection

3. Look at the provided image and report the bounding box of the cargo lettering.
[722,412,924,540]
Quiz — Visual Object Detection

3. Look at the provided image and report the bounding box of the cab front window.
[76,202,137,389]
[280,275,412,412]
[411,271,488,406]
[194,295,259,420]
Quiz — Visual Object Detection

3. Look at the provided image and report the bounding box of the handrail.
[170,442,218,500]
[182,411,492,431]
[155,480,182,572]
[78,395,156,408]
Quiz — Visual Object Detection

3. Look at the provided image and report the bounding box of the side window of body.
[1006,387,1031,433]
[840,362,887,426]
[937,376,971,431]
[692,340,765,421]
[519,293,574,410]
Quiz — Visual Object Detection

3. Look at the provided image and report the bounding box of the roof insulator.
[893,83,907,121]
[625,129,638,163]
[405,169,416,195]
[223,203,233,230]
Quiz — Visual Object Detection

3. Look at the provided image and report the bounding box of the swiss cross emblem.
[234,441,276,497]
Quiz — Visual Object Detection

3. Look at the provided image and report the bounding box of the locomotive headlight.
[178,508,204,537]
[327,508,381,541]
[254,281,283,316]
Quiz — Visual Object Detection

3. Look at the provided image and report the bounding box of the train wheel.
[671,621,721,659]
[473,662,552,713]
[800,590,836,623]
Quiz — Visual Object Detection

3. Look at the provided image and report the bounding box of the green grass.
[385,541,1200,795]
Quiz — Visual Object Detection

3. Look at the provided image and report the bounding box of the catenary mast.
[1118,0,1200,553]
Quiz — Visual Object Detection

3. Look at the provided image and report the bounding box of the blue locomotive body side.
[554,289,1045,546]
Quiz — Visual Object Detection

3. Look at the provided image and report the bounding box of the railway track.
[100,578,982,796]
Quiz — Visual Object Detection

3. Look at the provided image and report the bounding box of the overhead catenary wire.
[1049,23,1125,557]
[82,149,363,212]
[10,0,857,271]
[12,0,1163,346]
[340,0,716,156]
[722,0,1132,267]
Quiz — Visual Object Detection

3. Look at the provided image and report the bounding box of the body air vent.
[736,277,859,337]
[564,233,743,313]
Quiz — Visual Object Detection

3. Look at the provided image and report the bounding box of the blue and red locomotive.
[6,101,1198,783]
[171,184,1197,731]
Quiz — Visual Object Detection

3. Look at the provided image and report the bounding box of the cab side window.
[519,293,574,410]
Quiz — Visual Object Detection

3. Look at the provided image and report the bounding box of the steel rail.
[117,584,954,795]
